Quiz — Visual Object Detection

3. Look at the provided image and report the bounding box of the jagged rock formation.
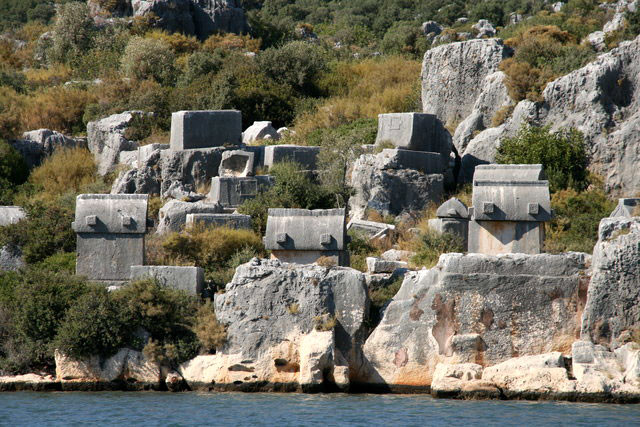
[10,129,85,169]
[361,252,590,391]
[179,258,369,391]
[87,111,145,176]
[421,39,512,129]
[348,150,445,220]
[88,0,248,40]
[446,35,640,192]
[581,217,640,349]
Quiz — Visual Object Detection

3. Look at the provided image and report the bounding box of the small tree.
[49,2,95,64]
[496,124,589,192]
[121,36,177,85]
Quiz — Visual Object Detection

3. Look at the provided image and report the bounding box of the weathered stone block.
[347,219,395,240]
[160,146,224,196]
[610,198,640,217]
[157,200,223,234]
[376,113,451,155]
[263,144,320,170]
[73,194,148,234]
[169,110,241,150]
[218,149,254,177]
[0,206,26,226]
[468,220,544,255]
[429,218,469,250]
[242,121,279,144]
[378,149,445,173]
[366,257,408,274]
[185,213,252,230]
[209,176,274,208]
[130,265,204,295]
[76,234,145,282]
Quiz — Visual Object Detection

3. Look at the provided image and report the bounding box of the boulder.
[22,129,85,155]
[380,249,415,262]
[8,139,45,169]
[160,147,224,196]
[87,111,145,176]
[421,39,512,129]
[472,20,496,38]
[430,363,500,399]
[349,150,445,220]
[0,373,58,392]
[581,217,640,349]
[156,200,223,234]
[128,0,248,40]
[361,252,590,391]
[111,146,163,195]
[55,348,161,389]
[242,121,279,144]
[366,257,408,274]
[181,258,369,391]
[422,21,443,35]
[0,245,24,271]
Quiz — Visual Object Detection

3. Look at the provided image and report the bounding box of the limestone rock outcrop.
[87,111,145,176]
[54,348,162,390]
[581,217,640,349]
[180,258,369,391]
[89,0,248,40]
[349,150,445,220]
[421,39,512,129]
[362,252,590,391]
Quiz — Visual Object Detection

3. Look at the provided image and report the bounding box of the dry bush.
[315,256,337,268]
[491,104,515,127]
[146,30,200,55]
[24,64,72,89]
[499,58,549,103]
[22,86,96,133]
[294,56,420,138]
[0,87,25,139]
[29,147,97,197]
[202,33,261,53]
[193,302,227,353]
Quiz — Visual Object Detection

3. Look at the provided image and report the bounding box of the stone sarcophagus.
[73,194,149,283]
[264,208,349,266]
[170,110,242,151]
[209,176,274,209]
[375,112,451,158]
[429,197,469,250]
[468,164,552,255]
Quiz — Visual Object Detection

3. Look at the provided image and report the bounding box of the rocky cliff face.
[89,0,248,40]
[421,39,512,130]
[361,252,590,391]
[180,259,370,391]
[434,35,640,192]
[581,217,640,349]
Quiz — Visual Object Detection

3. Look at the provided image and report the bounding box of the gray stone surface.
[264,208,346,251]
[366,257,408,274]
[422,21,443,35]
[436,198,468,218]
[263,145,320,171]
[22,128,84,156]
[87,111,144,176]
[349,151,444,220]
[362,252,590,388]
[185,213,251,229]
[610,198,640,217]
[8,139,45,169]
[375,149,445,174]
[459,125,506,182]
[218,150,254,177]
[429,218,468,251]
[581,217,640,349]
[209,175,274,208]
[375,113,452,159]
[73,194,148,283]
[160,147,225,196]
[242,121,279,144]
[170,110,241,150]
[472,20,496,38]
[0,245,24,271]
[214,258,370,386]
[124,0,248,40]
[347,219,395,239]
[156,200,223,234]
[0,206,26,226]
[471,165,552,222]
[162,181,206,202]
[421,39,512,129]
[130,265,204,295]
[111,147,163,195]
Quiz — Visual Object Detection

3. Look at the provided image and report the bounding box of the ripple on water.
[0,392,639,426]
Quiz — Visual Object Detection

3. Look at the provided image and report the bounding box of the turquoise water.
[1,392,639,426]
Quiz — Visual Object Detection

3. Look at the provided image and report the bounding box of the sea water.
[1,392,639,426]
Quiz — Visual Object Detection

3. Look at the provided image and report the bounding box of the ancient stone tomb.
[264,208,349,266]
[73,194,149,283]
[468,164,552,255]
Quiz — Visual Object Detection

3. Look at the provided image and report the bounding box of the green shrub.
[545,186,616,254]
[0,201,76,264]
[496,124,589,192]
[347,230,380,273]
[0,87,24,140]
[238,161,333,233]
[54,286,132,360]
[120,36,177,85]
[257,40,329,96]
[178,51,225,87]
[29,147,98,199]
[380,21,430,57]
[37,252,76,274]
[410,229,464,269]
[0,138,29,204]
[0,267,89,372]
[193,302,226,354]
[49,2,96,65]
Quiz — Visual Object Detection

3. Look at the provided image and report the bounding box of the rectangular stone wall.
[468,220,544,255]
[130,265,204,295]
[76,234,144,282]
[170,110,242,150]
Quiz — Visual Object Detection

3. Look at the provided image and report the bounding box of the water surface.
[1,392,639,426]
